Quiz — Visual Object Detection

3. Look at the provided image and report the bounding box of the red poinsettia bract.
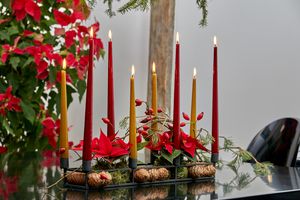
[0,86,21,116]
[181,131,208,158]
[12,0,41,22]
[1,36,24,64]
[73,131,129,161]
[0,172,18,200]
[41,117,60,149]
[146,131,173,154]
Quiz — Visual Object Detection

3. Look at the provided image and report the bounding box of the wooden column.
[147,0,175,115]
[146,0,175,163]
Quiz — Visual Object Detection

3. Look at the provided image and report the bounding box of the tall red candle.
[173,32,181,150]
[107,30,115,138]
[82,27,94,171]
[211,36,219,163]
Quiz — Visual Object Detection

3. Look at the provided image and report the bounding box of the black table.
[1,152,300,199]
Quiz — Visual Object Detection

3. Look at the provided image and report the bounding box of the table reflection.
[1,151,300,199]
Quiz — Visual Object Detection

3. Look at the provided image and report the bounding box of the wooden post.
[146,0,175,163]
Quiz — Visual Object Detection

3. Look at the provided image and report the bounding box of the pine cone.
[134,168,150,182]
[188,164,216,178]
[157,168,170,180]
[148,169,160,181]
[88,171,112,187]
[66,172,86,185]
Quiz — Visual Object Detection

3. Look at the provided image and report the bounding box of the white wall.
[69,0,300,157]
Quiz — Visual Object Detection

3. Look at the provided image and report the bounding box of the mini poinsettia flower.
[72,131,129,161]
[1,37,24,63]
[41,117,59,149]
[146,131,173,154]
[0,86,21,116]
[180,131,208,158]
[12,0,41,22]
[93,131,129,159]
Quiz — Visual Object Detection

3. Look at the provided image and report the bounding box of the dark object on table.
[247,118,300,167]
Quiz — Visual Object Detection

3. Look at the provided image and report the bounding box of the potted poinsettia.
[0,0,104,155]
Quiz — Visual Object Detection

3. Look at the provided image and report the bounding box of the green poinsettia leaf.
[9,57,20,70]
[77,79,86,102]
[161,149,181,164]
[137,141,148,151]
[20,101,36,124]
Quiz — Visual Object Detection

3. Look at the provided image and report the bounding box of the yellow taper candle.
[129,65,137,168]
[60,58,69,168]
[190,68,197,138]
[151,62,158,131]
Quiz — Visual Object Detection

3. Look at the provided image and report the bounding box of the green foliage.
[177,167,188,179]
[0,1,101,153]
[102,0,208,27]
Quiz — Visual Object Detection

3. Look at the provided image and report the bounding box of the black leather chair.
[247,118,300,167]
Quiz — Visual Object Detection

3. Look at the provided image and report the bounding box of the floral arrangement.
[66,99,272,187]
[0,0,103,154]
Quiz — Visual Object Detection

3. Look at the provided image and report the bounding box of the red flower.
[73,130,129,161]
[41,117,60,148]
[146,131,173,154]
[181,131,208,158]
[1,37,24,64]
[53,9,85,26]
[0,86,21,116]
[157,108,163,113]
[12,0,41,22]
[65,30,77,48]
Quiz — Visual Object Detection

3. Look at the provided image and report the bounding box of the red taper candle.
[173,32,181,150]
[107,30,115,138]
[211,36,219,163]
[82,27,94,171]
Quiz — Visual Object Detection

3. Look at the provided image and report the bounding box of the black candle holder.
[63,162,215,190]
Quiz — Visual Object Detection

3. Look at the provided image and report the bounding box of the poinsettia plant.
[0,0,104,154]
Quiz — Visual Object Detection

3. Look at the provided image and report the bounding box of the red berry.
[143,125,150,131]
[145,108,154,115]
[163,132,170,140]
[140,117,152,123]
[59,148,65,154]
[180,122,186,127]
[102,117,110,124]
[167,123,173,129]
[135,99,143,106]
[197,112,204,121]
[157,108,163,113]
[182,112,190,121]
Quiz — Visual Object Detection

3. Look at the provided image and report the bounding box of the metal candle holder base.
[63,162,215,190]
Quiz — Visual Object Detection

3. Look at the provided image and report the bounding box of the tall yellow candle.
[129,65,137,168]
[60,58,69,168]
[151,62,158,131]
[190,68,197,138]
